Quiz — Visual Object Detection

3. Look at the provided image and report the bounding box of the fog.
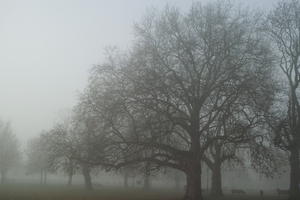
[0,1,296,200]
[0,0,278,144]
[0,0,192,144]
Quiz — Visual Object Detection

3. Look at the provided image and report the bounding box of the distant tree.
[142,162,152,190]
[118,164,136,188]
[203,118,244,197]
[203,100,276,197]
[26,132,52,184]
[71,105,112,191]
[117,156,139,188]
[45,122,80,186]
[121,167,132,188]
[44,110,102,190]
[265,0,300,199]
[164,168,185,190]
[78,163,91,190]
[0,121,20,184]
[120,162,158,189]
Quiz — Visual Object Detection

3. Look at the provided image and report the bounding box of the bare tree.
[45,122,80,186]
[0,120,20,184]
[71,105,113,190]
[117,153,141,188]
[26,132,52,184]
[266,0,300,199]
[203,115,244,197]
[119,165,135,188]
[203,96,275,197]
[164,168,185,190]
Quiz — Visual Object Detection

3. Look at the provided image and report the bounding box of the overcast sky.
[0,0,279,146]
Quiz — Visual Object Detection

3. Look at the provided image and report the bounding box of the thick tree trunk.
[184,161,203,200]
[82,165,93,190]
[289,148,300,200]
[211,162,223,197]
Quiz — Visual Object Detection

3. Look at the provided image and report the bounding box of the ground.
[0,184,289,200]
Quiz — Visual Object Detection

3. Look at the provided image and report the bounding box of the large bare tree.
[80,2,274,200]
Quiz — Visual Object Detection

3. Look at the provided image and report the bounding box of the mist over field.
[0,0,298,200]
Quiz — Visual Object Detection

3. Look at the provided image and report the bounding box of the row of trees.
[29,1,300,200]
[26,118,94,189]
[26,114,164,190]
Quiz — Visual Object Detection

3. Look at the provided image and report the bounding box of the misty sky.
[0,0,278,146]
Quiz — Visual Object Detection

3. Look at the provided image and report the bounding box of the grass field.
[0,184,289,200]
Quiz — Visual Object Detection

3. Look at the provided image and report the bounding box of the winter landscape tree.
[78,2,275,200]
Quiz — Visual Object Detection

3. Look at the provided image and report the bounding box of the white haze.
[0,0,278,147]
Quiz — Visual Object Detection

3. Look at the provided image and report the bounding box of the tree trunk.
[289,148,300,200]
[184,161,203,200]
[143,162,151,190]
[211,162,223,197]
[43,171,47,185]
[131,177,135,187]
[82,165,93,190]
[184,114,203,200]
[68,172,73,186]
[124,172,129,188]
[40,169,43,185]
[143,173,151,190]
[174,172,180,190]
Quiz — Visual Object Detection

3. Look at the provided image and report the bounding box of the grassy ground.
[0,184,180,200]
[0,184,288,200]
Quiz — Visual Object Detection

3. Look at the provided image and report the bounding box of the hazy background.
[0,0,279,147]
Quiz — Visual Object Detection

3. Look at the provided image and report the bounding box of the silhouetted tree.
[26,132,52,184]
[204,99,275,197]
[79,2,274,200]
[45,121,80,186]
[71,105,113,190]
